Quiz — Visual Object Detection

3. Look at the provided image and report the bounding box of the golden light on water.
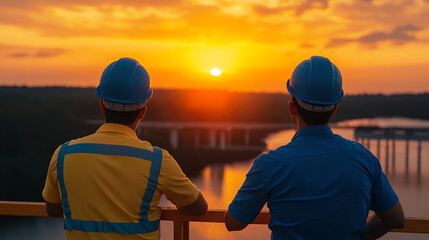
[210,68,222,76]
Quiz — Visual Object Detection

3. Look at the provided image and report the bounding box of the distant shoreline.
[0,85,427,96]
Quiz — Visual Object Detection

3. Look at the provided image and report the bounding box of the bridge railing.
[1,201,429,240]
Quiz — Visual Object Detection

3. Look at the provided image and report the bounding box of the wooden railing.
[1,201,429,240]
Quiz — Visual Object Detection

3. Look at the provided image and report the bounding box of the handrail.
[1,201,429,240]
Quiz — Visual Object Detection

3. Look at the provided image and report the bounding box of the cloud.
[332,0,428,29]
[299,42,315,49]
[10,52,29,58]
[0,0,428,47]
[252,0,329,16]
[0,0,182,8]
[34,48,67,58]
[326,24,423,48]
[0,45,67,58]
[295,0,328,15]
[252,5,287,16]
[0,2,276,45]
[0,4,189,39]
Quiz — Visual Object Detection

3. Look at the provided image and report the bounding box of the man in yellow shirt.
[42,57,208,240]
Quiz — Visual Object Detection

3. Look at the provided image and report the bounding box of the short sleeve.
[370,158,398,212]
[42,146,62,204]
[157,150,200,207]
[228,156,270,224]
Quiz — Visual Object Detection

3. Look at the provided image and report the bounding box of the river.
[1,118,428,239]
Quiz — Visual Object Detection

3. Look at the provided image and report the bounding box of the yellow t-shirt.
[42,123,200,240]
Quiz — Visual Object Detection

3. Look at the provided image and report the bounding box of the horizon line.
[0,85,428,96]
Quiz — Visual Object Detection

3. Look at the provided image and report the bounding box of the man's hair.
[104,108,141,125]
[292,97,333,126]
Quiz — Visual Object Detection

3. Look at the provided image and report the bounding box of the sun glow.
[210,68,222,76]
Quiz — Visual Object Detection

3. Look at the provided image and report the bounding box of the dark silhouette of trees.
[0,87,428,201]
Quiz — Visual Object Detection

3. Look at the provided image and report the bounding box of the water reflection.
[0,216,66,240]
[172,119,429,240]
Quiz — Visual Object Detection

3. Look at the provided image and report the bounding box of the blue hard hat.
[96,58,153,104]
[287,56,343,105]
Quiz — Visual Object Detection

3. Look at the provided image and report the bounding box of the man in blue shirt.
[225,56,404,239]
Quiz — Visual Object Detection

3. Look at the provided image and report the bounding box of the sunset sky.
[0,0,428,94]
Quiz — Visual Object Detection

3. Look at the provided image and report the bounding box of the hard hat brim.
[286,79,343,105]
[96,87,153,104]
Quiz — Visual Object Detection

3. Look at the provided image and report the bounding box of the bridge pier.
[208,129,216,148]
[392,139,396,171]
[170,129,179,149]
[418,140,422,176]
[405,139,409,173]
[385,139,389,173]
[91,120,295,151]
[195,130,200,148]
[377,139,381,158]
[355,127,429,177]
[219,131,226,150]
[227,129,232,147]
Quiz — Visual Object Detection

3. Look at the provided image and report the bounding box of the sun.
[210,68,222,76]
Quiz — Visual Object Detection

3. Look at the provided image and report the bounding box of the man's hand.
[364,201,405,240]
[176,191,208,216]
[45,201,63,218]
[225,210,248,231]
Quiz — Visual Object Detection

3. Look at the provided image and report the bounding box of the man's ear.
[100,99,105,114]
[288,101,297,116]
[330,104,338,118]
[138,106,147,120]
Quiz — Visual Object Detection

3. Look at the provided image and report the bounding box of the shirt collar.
[96,123,138,139]
[291,125,333,141]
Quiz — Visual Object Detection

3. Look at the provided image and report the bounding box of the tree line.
[0,86,428,201]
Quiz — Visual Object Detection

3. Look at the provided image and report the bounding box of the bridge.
[139,121,296,150]
[86,121,428,173]
[355,127,429,174]
[87,120,296,151]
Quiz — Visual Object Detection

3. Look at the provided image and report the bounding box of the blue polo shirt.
[229,125,398,240]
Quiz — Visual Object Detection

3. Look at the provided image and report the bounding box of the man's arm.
[175,191,207,216]
[364,201,405,240]
[42,147,63,218]
[45,201,63,218]
[224,156,271,232]
[225,209,248,231]
[158,150,208,216]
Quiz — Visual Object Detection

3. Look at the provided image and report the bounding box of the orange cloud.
[0,0,428,93]
[326,25,423,48]
[0,44,67,58]
[0,0,427,45]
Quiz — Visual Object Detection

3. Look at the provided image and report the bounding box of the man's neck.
[295,118,330,131]
[105,121,139,133]
[296,118,309,131]
[129,118,142,132]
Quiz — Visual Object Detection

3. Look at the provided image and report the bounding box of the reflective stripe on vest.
[56,142,163,234]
